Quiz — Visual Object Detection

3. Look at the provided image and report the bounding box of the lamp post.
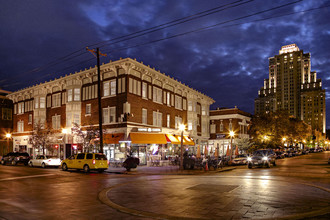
[229,131,235,163]
[179,124,185,170]
[5,133,12,154]
[62,129,68,159]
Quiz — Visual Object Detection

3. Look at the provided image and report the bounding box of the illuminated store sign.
[137,128,162,132]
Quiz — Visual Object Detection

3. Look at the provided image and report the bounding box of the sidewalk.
[106,165,236,175]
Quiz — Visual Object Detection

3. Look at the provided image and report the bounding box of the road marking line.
[0,174,54,182]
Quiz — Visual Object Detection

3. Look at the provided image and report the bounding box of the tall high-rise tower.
[255,44,326,133]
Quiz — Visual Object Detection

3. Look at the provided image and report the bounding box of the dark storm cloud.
[1,0,330,127]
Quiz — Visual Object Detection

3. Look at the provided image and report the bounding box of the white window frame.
[167,114,170,128]
[153,111,162,127]
[18,102,24,114]
[67,89,73,102]
[103,106,116,124]
[40,97,45,109]
[74,88,80,101]
[17,121,24,132]
[52,93,61,108]
[142,82,147,99]
[175,95,182,110]
[28,114,32,124]
[188,121,193,131]
[153,87,162,104]
[52,115,61,130]
[86,104,91,115]
[142,108,147,124]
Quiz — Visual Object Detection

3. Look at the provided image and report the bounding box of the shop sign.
[137,128,162,133]
[216,134,226,139]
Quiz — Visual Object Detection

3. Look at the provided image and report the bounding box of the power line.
[4,0,325,90]
[90,0,254,49]
[104,0,303,53]
[11,0,252,81]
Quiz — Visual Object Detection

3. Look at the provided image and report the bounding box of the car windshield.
[95,154,107,160]
[46,156,58,159]
[253,150,270,156]
[19,153,29,157]
[236,154,247,158]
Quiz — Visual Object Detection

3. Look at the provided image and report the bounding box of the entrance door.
[132,146,146,165]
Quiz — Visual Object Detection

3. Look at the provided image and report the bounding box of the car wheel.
[98,169,105,173]
[62,163,68,171]
[11,161,17,165]
[273,161,276,166]
[248,164,252,169]
[29,162,33,167]
[265,162,270,168]
[83,165,90,173]
[126,167,131,171]
[41,163,46,168]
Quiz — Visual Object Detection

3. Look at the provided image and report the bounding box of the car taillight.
[16,157,20,160]
[48,160,51,162]
[92,159,96,165]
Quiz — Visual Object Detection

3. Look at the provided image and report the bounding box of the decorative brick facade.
[7,58,214,161]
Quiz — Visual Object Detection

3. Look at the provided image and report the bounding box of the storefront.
[103,133,127,163]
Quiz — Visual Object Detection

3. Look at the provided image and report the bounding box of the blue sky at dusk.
[1,0,330,127]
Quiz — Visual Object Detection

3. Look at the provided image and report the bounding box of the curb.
[105,167,236,175]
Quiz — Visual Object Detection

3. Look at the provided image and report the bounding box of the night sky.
[1,0,330,128]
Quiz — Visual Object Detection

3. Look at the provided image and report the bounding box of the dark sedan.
[1,152,30,166]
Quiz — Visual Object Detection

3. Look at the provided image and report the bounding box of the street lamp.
[5,133,12,153]
[229,131,235,163]
[179,123,185,170]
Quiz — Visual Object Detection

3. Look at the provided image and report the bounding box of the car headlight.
[247,157,252,161]
[262,156,268,161]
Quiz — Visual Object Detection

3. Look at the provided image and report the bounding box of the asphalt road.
[0,151,329,220]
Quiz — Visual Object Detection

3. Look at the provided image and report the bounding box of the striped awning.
[166,134,195,146]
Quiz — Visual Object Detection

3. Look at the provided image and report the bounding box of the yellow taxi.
[61,153,109,173]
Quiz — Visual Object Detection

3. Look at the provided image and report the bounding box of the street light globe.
[62,128,68,134]
[5,133,11,138]
[282,137,286,141]
[263,135,268,140]
[179,124,185,131]
[229,131,235,137]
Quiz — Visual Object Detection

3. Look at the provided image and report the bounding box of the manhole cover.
[187,184,239,193]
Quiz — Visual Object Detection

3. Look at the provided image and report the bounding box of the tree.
[29,121,54,156]
[71,123,102,153]
[236,138,252,154]
[249,110,312,149]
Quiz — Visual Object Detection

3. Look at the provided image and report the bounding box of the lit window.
[86,104,91,115]
[167,114,170,127]
[74,88,80,101]
[153,111,162,127]
[17,121,24,132]
[52,115,61,130]
[142,82,147,99]
[67,89,72,102]
[52,93,61,107]
[142,109,147,124]
[103,107,116,124]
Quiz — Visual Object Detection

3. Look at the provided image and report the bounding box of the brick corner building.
[7,58,214,164]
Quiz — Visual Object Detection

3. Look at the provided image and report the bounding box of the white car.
[29,155,61,168]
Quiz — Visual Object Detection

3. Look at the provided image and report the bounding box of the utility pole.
[86,47,107,153]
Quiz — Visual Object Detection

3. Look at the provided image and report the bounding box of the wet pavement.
[0,151,329,220]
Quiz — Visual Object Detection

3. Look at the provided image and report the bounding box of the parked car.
[247,149,276,169]
[29,155,61,168]
[232,154,248,165]
[61,153,109,173]
[275,151,285,159]
[1,152,30,166]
